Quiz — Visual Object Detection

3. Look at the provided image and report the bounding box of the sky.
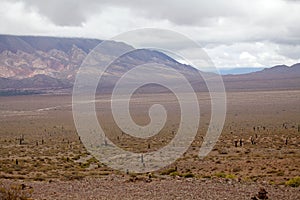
[0,0,300,69]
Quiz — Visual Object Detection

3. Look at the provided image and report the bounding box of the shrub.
[214,172,226,178]
[0,182,33,200]
[169,171,180,177]
[225,174,236,179]
[182,173,194,178]
[202,175,211,179]
[285,176,300,187]
[160,168,177,175]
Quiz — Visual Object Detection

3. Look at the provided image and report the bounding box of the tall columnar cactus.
[17,134,24,145]
[234,140,238,147]
[239,139,243,147]
[250,136,256,145]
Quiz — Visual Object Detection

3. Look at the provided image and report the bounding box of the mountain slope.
[0,34,204,93]
[222,64,300,91]
[0,34,299,93]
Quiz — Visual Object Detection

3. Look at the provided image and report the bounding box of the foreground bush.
[0,182,33,200]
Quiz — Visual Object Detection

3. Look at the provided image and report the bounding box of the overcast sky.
[0,0,300,68]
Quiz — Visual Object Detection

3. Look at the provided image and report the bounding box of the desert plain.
[0,89,299,199]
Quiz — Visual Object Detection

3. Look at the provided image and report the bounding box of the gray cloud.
[13,0,104,26]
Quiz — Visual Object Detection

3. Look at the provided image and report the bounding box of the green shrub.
[160,168,177,175]
[225,174,236,179]
[285,176,300,187]
[169,171,180,177]
[214,172,226,178]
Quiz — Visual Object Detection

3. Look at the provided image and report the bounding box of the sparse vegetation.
[285,176,300,187]
[160,168,177,175]
[0,182,33,200]
[0,90,299,199]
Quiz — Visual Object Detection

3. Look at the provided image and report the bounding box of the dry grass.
[0,90,299,186]
[0,181,33,200]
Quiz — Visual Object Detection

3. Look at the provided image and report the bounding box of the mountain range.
[0,34,299,95]
[219,67,264,75]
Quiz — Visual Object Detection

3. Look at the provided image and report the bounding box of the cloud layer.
[0,0,300,68]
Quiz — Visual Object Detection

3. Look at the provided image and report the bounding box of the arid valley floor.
[0,90,300,199]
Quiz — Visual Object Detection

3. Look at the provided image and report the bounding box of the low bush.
[0,182,33,200]
[285,176,300,187]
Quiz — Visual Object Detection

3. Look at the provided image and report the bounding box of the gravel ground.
[2,176,300,200]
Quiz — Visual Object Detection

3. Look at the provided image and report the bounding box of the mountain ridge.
[0,34,299,94]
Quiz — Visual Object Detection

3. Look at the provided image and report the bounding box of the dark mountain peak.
[262,64,288,72]
[290,63,300,68]
[260,63,300,74]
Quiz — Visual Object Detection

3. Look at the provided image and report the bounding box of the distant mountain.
[0,35,104,80]
[222,63,300,91]
[254,63,300,77]
[0,34,203,93]
[0,34,299,94]
[219,67,264,75]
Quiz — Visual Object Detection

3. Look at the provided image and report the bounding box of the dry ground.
[0,90,299,199]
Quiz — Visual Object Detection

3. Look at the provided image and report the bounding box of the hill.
[0,34,299,94]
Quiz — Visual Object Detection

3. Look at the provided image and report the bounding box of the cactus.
[239,139,243,147]
[250,136,256,145]
[234,140,238,147]
[17,134,24,145]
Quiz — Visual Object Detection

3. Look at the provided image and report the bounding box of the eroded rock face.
[0,46,87,80]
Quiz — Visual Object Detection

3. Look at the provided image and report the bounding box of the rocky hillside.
[0,34,299,94]
[0,35,201,93]
[0,35,101,80]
